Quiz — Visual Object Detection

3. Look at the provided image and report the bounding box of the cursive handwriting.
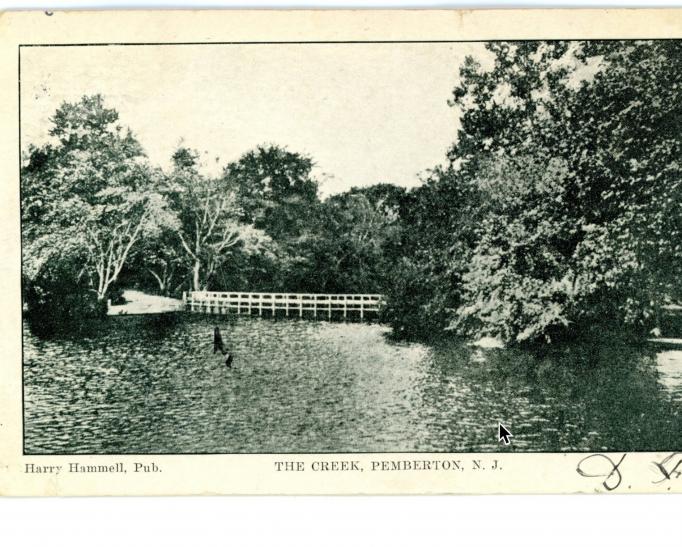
[576,453,627,491]
[652,453,682,484]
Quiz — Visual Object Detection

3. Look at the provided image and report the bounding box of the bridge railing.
[183,291,384,319]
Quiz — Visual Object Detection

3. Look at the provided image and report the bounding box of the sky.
[20,42,487,196]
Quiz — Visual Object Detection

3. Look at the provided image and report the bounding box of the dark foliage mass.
[21,40,682,347]
[386,40,682,345]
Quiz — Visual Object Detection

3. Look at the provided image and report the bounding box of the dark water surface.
[23,314,682,454]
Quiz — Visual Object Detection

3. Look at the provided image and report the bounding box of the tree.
[220,144,321,291]
[567,41,682,323]
[381,166,480,338]
[454,153,578,344]
[167,147,270,291]
[451,40,682,343]
[224,144,319,239]
[388,40,682,343]
[310,191,400,293]
[21,95,172,306]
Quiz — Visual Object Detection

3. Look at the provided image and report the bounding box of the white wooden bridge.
[183,291,384,320]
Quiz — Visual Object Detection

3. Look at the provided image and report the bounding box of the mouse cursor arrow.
[498,423,513,445]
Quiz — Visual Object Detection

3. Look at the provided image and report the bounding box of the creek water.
[23,314,682,454]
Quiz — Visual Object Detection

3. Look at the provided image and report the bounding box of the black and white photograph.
[19,35,682,456]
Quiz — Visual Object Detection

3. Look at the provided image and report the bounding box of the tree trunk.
[192,260,201,291]
[97,275,109,301]
[148,269,166,294]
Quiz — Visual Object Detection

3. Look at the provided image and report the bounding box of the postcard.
[1,8,681,495]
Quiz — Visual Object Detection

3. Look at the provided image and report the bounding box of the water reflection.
[23,314,682,454]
